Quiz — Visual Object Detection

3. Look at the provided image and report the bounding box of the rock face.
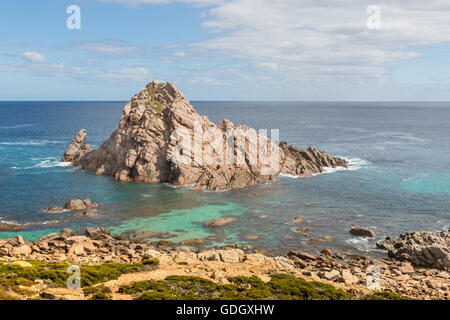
[61,129,93,165]
[377,230,450,270]
[62,81,347,190]
[279,142,347,177]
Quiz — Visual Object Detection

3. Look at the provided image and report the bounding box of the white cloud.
[174,50,187,57]
[257,62,278,71]
[0,60,88,76]
[93,67,150,82]
[92,0,450,87]
[22,51,45,63]
[70,41,142,56]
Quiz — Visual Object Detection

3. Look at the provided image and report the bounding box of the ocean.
[1,101,449,256]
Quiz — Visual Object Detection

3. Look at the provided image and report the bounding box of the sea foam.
[280,157,370,178]
[0,140,63,146]
[11,157,71,170]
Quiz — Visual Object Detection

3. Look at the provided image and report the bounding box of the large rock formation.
[62,81,347,190]
[61,129,93,165]
[377,230,450,270]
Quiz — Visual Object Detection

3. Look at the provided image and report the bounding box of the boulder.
[218,249,244,263]
[63,199,98,211]
[64,199,87,210]
[340,270,359,285]
[11,245,32,256]
[320,269,340,281]
[75,227,111,240]
[288,250,317,260]
[349,226,376,238]
[60,228,74,238]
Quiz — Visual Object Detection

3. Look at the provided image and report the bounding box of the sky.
[1,0,450,101]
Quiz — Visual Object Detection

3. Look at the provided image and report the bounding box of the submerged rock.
[180,238,204,245]
[43,206,65,213]
[204,217,237,228]
[133,231,175,240]
[62,81,347,190]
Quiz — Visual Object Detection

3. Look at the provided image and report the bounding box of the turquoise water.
[0,101,449,256]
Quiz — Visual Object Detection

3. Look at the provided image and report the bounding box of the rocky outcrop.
[43,206,65,213]
[279,143,347,177]
[63,199,98,211]
[62,81,347,190]
[61,129,93,165]
[377,230,450,270]
[0,221,24,231]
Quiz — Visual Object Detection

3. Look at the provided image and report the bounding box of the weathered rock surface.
[63,199,98,211]
[61,129,93,165]
[279,142,347,177]
[61,81,347,190]
[377,230,450,270]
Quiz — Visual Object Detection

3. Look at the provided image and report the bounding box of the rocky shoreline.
[0,227,448,300]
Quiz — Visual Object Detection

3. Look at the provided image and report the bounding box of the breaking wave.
[11,157,71,170]
[280,157,370,178]
[0,140,64,146]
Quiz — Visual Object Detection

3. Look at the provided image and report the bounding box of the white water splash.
[0,140,63,146]
[280,157,370,178]
[11,157,71,170]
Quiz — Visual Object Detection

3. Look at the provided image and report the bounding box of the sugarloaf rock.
[62,81,347,190]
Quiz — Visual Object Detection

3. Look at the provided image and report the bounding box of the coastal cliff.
[61,81,347,190]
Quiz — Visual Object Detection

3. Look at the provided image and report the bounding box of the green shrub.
[120,273,354,300]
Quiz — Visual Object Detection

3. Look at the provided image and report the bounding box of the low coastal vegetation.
[0,260,148,293]
[118,274,405,301]
[0,259,408,300]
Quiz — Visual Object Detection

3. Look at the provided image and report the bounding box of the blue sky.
[1,0,450,101]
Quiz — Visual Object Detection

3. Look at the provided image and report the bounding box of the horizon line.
[1,100,450,103]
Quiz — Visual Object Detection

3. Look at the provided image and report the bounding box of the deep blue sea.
[1,101,449,256]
